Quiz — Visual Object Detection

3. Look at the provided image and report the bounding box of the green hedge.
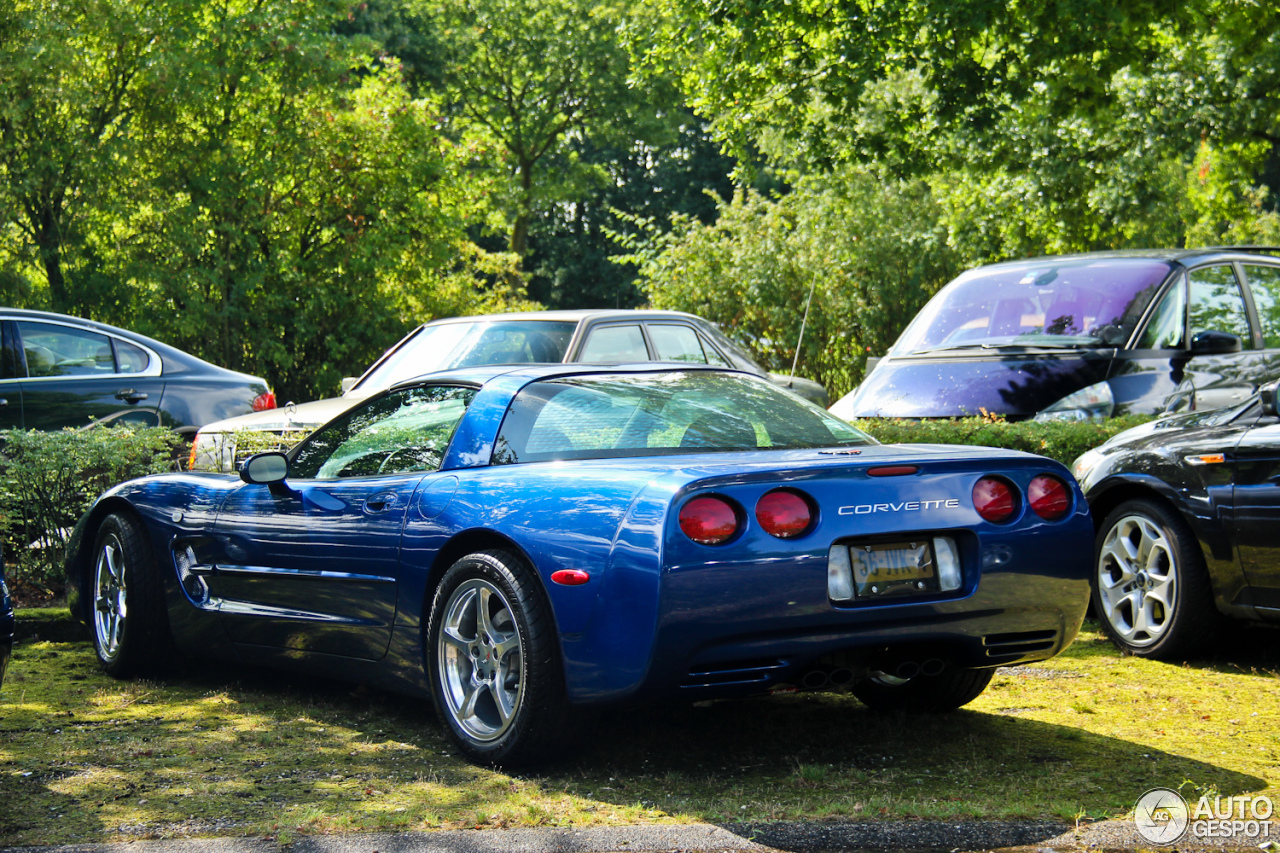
[852,414,1153,468]
[0,427,180,599]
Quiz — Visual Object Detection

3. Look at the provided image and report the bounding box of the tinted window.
[1137,282,1186,348]
[115,340,150,373]
[579,325,649,362]
[291,385,476,479]
[649,324,710,363]
[1244,264,1280,348]
[493,371,873,464]
[17,321,114,377]
[1188,265,1253,349]
[891,258,1175,354]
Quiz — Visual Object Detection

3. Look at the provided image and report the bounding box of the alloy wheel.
[437,578,524,742]
[1097,514,1177,647]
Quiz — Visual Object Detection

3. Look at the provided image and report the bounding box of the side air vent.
[681,658,787,688]
[983,630,1058,659]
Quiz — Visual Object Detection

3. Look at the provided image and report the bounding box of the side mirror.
[1262,381,1280,418]
[340,377,358,394]
[240,451,289,485]
[1190,330,1242,355]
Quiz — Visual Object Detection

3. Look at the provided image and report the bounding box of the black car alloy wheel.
[1093,498,1221,659]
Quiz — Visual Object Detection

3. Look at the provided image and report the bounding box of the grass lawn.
[1,615,1276,846]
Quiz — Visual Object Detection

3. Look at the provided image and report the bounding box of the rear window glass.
[492,371,873,464]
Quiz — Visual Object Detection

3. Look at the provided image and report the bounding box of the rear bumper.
[563,518,1092,705]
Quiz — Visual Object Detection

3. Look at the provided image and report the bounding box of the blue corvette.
[67,364,1092,764]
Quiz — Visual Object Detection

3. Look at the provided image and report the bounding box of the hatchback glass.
[493,371,873,464]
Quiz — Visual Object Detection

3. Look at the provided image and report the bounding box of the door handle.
[364,492,400,514]
[115,388,148,403]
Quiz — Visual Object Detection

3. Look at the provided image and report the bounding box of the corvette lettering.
[838,499,961,516]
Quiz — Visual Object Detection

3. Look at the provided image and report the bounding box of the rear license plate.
[850,541,938,598]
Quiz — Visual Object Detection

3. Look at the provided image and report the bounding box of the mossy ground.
[1,617,1276,846]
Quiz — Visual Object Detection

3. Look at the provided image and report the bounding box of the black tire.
[90,512,173,677]
[426,549,579,766]
[1092,497,1223,660]
[852,666,994,712]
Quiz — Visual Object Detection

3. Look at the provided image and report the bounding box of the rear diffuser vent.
[681,658,787,689]
[983,630,1057,659]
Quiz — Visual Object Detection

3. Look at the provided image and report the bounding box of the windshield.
[493,371,874,464]
[355,320,577,394]
[891,258,1176,355]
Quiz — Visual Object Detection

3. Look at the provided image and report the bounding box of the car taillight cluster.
[252,391,277,412]
[972,474,1072,523]
[678,489,816,545]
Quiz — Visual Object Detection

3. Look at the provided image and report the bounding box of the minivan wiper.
[910,340,1105,355]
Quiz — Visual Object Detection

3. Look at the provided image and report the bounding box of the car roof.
[418,309,709,326]
[389,361,749,392]
[971,247,1280,272]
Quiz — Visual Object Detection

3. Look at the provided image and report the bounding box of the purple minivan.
[831,248,1280,421]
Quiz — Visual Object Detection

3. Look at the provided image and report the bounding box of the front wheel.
[426,549,577,766]
[852,667,994,712]
[1093,498,1222,659]
[91,512,173,677]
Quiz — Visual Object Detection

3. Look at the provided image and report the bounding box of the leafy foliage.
[627,171,957,398]
[0,427,179,596]
[854,414,1154,469]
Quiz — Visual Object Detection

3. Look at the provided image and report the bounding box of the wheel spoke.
[457,681,482,722]
[490,680,516,724]
[476,587,496,638]
[441,625,471,654]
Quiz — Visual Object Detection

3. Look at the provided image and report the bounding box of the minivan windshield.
[355,320,577,394]
[890,258,1176,356]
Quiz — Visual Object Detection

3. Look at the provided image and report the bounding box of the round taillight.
[679,496,739,545]
[756,489,814,539]
[1029,475,1071,520]
[973,477,1017,523]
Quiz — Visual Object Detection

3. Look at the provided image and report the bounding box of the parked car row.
[8,246,1278,754]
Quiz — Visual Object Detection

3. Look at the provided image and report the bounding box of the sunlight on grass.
[1,620,1277,845]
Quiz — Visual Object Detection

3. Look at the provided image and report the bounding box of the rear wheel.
[1093,498,1222,659]
[91,512,172,677]
[852,667,994,712]
[426,549,578,766]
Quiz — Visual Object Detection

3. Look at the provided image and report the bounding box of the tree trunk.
[508,161,535,259]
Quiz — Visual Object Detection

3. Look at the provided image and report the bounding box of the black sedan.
[1073,386,1280,658]
[1,309,275,435]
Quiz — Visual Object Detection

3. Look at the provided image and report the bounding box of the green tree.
[425,0,645,260]
[626,171,957,397]
[0,0,171,312]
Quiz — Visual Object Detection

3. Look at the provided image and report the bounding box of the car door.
[206,384,477,659]
[1230,411,1280,617]
[1238,261,1280,379]
[12,318,168,430]
[1179,265,1267,411]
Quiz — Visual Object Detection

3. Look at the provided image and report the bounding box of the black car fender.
[1084,471,1246,617]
